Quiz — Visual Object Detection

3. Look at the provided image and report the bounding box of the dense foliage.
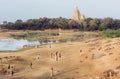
[1,17,120,31]
[102,29,120,38]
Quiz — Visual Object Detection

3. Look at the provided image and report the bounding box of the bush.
[102,29,120,38]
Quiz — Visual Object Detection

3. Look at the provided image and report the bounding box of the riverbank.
[0,36,120,79]
[0,30,120,79]
[0,30,102,52]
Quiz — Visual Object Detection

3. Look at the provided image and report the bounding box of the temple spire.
[72,7,87,21]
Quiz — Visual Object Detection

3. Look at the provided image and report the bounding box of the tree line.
[1,17,120,31]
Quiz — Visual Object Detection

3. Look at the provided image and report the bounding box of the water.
[0,38,40,51]
[0,38,69,51]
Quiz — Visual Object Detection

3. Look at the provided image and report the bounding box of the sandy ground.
[0,36,120,79]
[0,30,120,79]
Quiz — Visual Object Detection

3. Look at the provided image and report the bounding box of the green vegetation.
[10,32,59,40]
[102,29,120,38]
[74,33,102,41]
[1,17,120,31]
[9,30,102,43]
[1,16,120,41]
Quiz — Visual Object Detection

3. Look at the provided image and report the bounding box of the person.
[80,49,82,56]
[85,56,88,59]
[55,52,58,61]
[8,64,10,69]
[11,70,14,76]
[30,62,33,69]
[55,51,58,56]
[50,44,51,48]
[51,67,54,77]
[55,54,58,61]
[38,54,40,59]
[80,49,82,52]
[59,53,61,59]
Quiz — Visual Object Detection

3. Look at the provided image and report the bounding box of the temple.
[72,7,87,21]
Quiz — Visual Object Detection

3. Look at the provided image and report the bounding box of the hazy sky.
[0,0,120,23]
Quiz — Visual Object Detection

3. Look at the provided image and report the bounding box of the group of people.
[51,51,61,61]
[50,51,62,77]
[5,49,84,78]
[5,51,62,77]
[26,52,62,77]
[7,64,14,77]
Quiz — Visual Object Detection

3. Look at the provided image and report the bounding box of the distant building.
[72,7,87,21]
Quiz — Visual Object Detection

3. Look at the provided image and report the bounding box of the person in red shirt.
[80,49,82,52]
[80,49,82,56]
[51,67,54,77]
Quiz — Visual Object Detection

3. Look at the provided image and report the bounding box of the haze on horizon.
[0,0,120,23]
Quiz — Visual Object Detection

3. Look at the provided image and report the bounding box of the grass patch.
[102,29,120,38]
[59,39,69,42]
[74,32,102,41]
[10,32,59,40]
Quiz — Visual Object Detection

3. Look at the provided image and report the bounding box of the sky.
[0,0,120,23]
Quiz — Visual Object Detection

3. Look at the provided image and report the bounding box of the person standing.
[8,64,11,69]
[50,44,51,48]
[55,52,58,61]
[80,49,82,56]
[38,54,40,59]
[51,67,54,77]
[30,62,33,69]
[11,70,14,76]
[59,53,61,59]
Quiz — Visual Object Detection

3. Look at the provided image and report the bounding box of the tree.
[1,17,120,31]
[99,23,106,30]
[3,21,7,25]
[89,19,98,31]
[102,17,114,29]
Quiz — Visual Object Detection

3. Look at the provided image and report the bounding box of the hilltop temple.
[72,7,87,21]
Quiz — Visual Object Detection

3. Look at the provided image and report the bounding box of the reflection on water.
[0,38,40,51]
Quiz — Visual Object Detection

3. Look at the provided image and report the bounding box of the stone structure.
[72,7,87,21]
